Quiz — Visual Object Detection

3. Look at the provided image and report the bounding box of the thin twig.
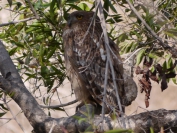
[101,59,109,131]
[40,99,78,109]
[0,17,35,27]
[56,91,69,116]
[123,48,143,64]
[27,0,40,20]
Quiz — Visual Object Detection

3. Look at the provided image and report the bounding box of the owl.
[63,11,137,113]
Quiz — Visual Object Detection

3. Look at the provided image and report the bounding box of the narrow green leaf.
[47,47,56,60]
[78,118,86,124]
[148,53,158,59]
[78,3,90,11]
[136,48,146,65]
[105,129,133,133]
[66,4,82,10]
[52,107,65,111]
[8,47,18,56]
[162,61,167,71]
[7,0,12,7]
[150,127,154,133]
[167,57,173,69]
[109,1,117,13]
[0,113,6,117]
[41,66,49,76]
[25,53,31,65]
[172,78,177,85]
[0,104,8,111]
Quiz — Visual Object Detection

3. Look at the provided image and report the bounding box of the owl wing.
[63,30,91,102]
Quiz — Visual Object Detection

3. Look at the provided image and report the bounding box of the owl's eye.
[76,15,83,20]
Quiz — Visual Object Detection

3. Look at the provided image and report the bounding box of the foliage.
[0,0,177,132]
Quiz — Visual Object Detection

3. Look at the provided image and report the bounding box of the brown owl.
[63,11,137,113]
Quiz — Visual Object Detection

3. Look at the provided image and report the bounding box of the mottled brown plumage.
[63,11,137,113]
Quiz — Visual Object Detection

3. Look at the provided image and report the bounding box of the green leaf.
[136,48,146,65]
[66,4,82,10]
[52,107,65,111]
[106,15,122,24]
[165,29,177,38]
[150,127,154,133]
[24,73,36,81]
[105,129,133,133]
[109,1,117,13]
[39,44,45,65]
[103,0,109,18]
[78,118,86,124]
[25,53,31,65]
[0,103,8,111]
[124,42,133,53]
[7,0,12,7]
[66,0,79,3]
[41,66,49,76]
[25,27,36,33]
[14,42,24,48]
[9,92,15,97]
[117,33,128,43]
[162,61,167,71]
[148,53,158,59]
[34,0,43,10]
[167,57,173,69]
[0,113,6,117]
[32,49,38,58]
[47,47,56,60]
[8,47,18,56]
[172,78,177,85]
[150,66,155,73]
[50,0,56,20]
[78,3,90,11]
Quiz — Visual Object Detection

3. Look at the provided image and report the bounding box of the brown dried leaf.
[139,73,152,108]
[155,64,163,74]
[145,99,149,108]
[143,57,153,67]
[142,76,151,89]
[149,70,159,83]
[136,66,143,74]
[161,75,167,91]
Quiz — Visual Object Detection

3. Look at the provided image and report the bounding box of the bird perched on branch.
[63,11,137,113]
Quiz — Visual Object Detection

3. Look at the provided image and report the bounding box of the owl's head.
[66,11,100,28]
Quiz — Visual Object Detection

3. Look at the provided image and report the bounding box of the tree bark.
[0,40,176,133]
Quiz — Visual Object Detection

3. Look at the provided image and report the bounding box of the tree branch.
[0,17,35,27]
[40,99,78,109]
